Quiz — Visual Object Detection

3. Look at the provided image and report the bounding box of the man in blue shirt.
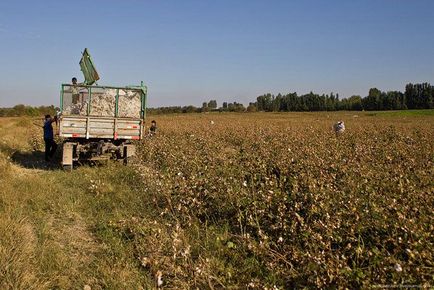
[43,114,58,161]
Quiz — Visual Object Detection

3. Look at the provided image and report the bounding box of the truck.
[58,48,147,170]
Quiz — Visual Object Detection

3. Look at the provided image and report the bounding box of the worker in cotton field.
[333,121,345,136]
[149,120,158,136]
[43,114,58,161]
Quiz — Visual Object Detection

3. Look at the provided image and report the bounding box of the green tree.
[208,100,217,109]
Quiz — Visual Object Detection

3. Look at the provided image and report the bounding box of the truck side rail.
[60,82,147,120]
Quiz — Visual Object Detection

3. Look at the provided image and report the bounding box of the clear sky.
[0,0,433,107]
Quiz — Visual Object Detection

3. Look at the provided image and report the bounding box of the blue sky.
[0,0,433,107]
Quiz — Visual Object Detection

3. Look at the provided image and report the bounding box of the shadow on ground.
[11,150,61,170]
[2,143,114,171]
[0,142,61,170]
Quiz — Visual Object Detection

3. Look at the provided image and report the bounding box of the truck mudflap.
[123,144,136,165]
[62,142,74,170]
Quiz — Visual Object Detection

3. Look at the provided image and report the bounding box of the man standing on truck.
[71,77,81,104]
[43,114,58,162]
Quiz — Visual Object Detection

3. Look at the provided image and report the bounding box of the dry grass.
[0,117,149,289]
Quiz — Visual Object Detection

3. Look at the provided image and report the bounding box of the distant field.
[0,112,433,289]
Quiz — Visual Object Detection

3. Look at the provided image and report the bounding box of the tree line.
[148,82,433,114]
[148,101,248,114]
[0,104,57,117]
[255,83,433,112]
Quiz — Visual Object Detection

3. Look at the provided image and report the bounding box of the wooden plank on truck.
[117,129,140,135]
[89,123,115,129]
[117,135,140,140]
[89,128,116,135]
[87,134,116,139]
[62,128,87,134]
[61,122,86,127]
